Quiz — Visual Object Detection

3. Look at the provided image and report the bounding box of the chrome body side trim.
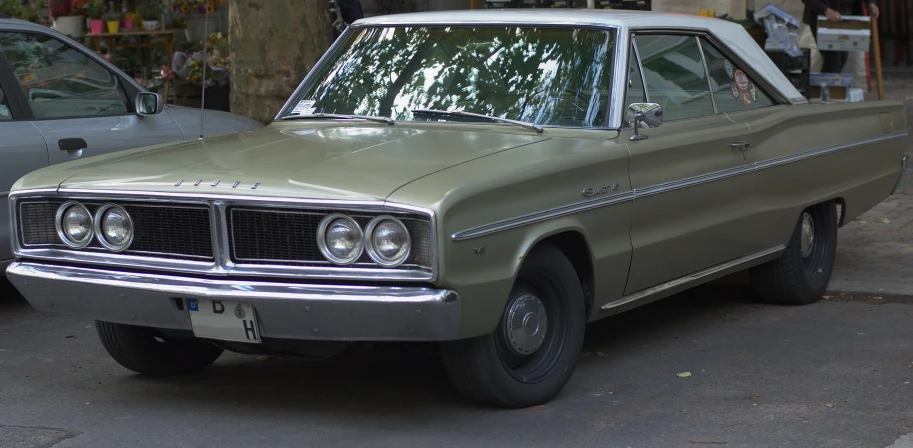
[891,154,908,196]
[451,131,908,240]
[9,191,439,282]
[451,191,634,241]
[601,245,785,310]
[6,262,461,342]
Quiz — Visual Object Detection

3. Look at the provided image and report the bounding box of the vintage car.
[0,16,263,267]
[6,10,908,408]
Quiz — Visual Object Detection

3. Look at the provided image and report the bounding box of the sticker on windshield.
[724,60,734,78]
[730,83,739,98]
[749,83,758,102]
[291,100,316,116]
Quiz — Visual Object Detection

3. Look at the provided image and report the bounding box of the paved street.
[1,75,911,448]
[3,284,913,448]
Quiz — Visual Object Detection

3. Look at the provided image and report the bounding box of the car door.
[0,56,51,262]
[0,30,182,166]
[621,33,761,295]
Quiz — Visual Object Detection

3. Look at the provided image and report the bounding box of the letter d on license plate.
[186,299,261,344]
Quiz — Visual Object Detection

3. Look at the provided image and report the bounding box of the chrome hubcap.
[800,212,815,259]
[503,294,548,356]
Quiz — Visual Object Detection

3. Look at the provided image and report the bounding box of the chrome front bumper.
[6,262,461,342]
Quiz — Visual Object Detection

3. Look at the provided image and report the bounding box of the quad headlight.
[55,202,94,248]
[94,204,134,252]
[317,214,412,267]
[365,216,411,267]
[317,214,364,265]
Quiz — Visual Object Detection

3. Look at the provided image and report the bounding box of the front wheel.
[96,321,223,376]
[749,200,838,305]
[440,244,586,408]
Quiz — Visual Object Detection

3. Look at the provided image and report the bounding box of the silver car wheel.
[800,211,815,259]
[503,294,548,356]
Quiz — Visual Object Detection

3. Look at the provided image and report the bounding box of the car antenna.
[199,4,209,140]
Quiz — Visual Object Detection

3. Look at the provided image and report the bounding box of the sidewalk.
[828,73,913,295]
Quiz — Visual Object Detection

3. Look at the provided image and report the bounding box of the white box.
[816,15,871,52]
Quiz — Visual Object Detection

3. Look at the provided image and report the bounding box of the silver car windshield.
[282,26,616,128]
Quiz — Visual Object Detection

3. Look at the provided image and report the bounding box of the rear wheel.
[440,244,586,408]
[749,201,838,305]
[96,321,223,376]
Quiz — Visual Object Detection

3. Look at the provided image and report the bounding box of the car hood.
[57,123,550,201]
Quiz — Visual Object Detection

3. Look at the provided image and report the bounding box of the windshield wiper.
[411,109,543,133]
[282,113,394,126]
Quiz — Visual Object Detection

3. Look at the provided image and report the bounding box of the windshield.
[282,26,616,128]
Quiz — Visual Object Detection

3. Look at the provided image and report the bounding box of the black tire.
[96,321,223,376]
[749,201,838,305]
[440,244,586,408]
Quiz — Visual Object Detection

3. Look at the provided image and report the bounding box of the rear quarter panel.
[729,101,907,249]
[387,130,633,338]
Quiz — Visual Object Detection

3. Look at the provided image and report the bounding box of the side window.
[700,38,775,113]
[0,32,129,119]
[624,42,646,127]
[634,34,714,121]
[0,84,10,119]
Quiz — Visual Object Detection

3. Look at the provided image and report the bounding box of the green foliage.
[83,0,106,19]
[137,0,163,20]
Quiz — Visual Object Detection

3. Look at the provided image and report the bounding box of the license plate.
[186,299,261,344]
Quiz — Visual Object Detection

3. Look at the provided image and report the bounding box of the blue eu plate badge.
[187,298,199,312]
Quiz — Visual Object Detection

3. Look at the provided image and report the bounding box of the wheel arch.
[523,229,596,320]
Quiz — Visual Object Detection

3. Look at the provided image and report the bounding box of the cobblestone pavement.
[829,73,913,295]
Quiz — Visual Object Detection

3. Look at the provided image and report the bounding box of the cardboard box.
[816,15,871,52]
[810,72,854,87]
[809,86,864,102]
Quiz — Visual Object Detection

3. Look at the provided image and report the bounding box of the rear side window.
[699,38,774,113]
[634,34,714,121]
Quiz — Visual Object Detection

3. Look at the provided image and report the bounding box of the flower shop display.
[171,0,226,41]
[0,0,40,22]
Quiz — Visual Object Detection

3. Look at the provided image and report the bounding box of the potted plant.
[103,10,120,33]
[48,0,87,37]
[124,11,140,30]
[138,0,163,31]
[83,0,105,34]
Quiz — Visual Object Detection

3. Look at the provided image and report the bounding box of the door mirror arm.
[626,102,663,141]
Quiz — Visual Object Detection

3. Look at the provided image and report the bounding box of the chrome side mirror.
[627,102,662,141]
[136,92,164,116]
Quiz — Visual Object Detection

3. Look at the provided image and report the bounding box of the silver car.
[0,17,262,266]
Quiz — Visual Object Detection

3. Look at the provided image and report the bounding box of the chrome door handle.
[727,141,751,151]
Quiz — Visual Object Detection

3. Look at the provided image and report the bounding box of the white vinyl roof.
[356,10,807,105]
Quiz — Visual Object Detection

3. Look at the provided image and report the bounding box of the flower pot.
[89,19,104,34]
[142,20,160,31]
[123,18,134,30]
[52,14,85,38]
[106,21,120,33]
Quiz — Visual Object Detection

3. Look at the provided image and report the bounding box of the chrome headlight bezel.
[54,201,94,249]
[365,216,412,267]
[94,204,134,252]
[317,213,365,265]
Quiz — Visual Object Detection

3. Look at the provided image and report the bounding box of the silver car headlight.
[94,204,134,252]
[55,201,93,248]
[317,214,364,265]
[365,216,411,267]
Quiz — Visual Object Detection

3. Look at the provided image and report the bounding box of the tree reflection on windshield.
[286,26,616,128]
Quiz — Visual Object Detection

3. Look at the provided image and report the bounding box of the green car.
[6,10,908,408]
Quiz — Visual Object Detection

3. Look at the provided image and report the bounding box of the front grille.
[19,200,213,261]
[229,208,433,270]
